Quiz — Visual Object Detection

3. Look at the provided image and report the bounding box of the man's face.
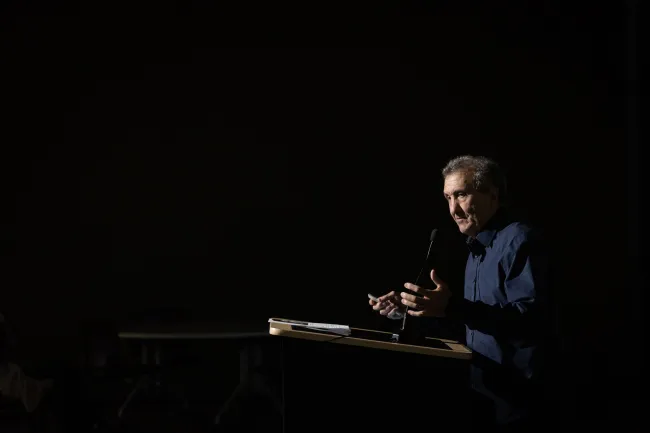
[443,171,499,237]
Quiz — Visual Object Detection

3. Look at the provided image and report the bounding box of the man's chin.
[457,223,476,236]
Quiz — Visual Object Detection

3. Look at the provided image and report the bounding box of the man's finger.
[400,298,423,309]
[407,309,424,317]
[378,291,396,302]
[403,283,422,293]
[400,291,427,306]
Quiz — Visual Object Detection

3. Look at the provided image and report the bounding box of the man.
[369,155,552,431]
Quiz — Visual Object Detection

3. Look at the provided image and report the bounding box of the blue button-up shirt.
[451,208,550,408]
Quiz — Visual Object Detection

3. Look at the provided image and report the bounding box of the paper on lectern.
[268,319,351,336]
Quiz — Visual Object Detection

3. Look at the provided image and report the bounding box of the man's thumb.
[430,269,445,287]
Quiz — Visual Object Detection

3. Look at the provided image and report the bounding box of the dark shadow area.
[0,0,638,431]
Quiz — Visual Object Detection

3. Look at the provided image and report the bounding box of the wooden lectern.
[269,318,473,433]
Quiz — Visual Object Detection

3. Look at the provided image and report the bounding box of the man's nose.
[449,198,461,215]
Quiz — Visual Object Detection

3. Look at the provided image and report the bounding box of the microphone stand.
[401,232,437,332]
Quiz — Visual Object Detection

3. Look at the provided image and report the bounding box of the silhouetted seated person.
[0,313,53,413]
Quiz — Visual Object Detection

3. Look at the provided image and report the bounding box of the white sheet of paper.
[268,319,351,336]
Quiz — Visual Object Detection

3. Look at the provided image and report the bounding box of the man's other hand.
[401,269,451,317]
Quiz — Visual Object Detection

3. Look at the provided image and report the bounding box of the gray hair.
[441,155,507,202]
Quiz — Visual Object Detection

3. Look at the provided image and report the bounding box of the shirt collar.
[466,207,510,251]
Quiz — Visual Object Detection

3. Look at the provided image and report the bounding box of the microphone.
[400,228,438,331]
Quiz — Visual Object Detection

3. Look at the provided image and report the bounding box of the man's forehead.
[443,171,474,192]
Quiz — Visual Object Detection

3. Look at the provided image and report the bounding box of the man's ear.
[489,186,499,201]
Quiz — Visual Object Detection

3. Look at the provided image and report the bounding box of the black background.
[0,0,641,422]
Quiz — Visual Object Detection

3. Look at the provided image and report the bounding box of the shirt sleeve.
[504,233,548,310]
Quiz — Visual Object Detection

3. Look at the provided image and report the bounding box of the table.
[117,322,278,426]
